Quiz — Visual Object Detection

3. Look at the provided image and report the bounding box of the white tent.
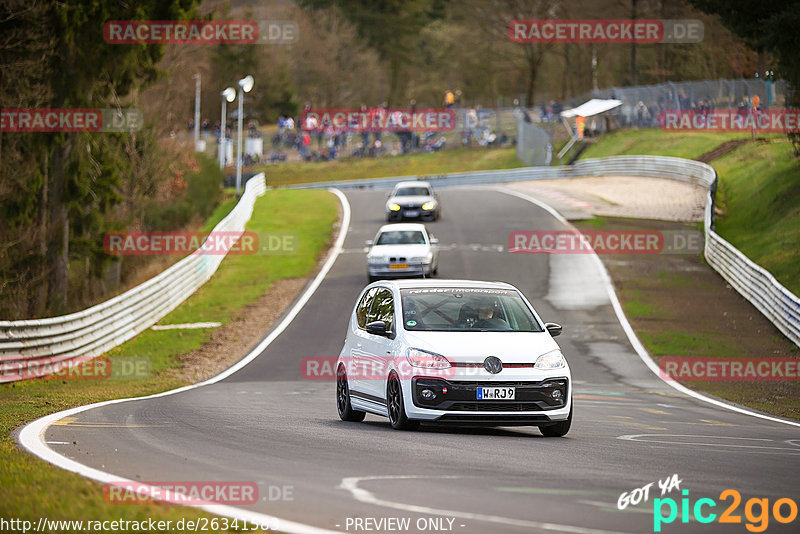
[560,98,623,118]
[556,99,622,160]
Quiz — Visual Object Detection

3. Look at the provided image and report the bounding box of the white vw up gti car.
[336,279,572,436]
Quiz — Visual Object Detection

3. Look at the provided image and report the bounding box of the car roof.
[376,279,518,290]
[393,181,432,189]
[376,223,429,233]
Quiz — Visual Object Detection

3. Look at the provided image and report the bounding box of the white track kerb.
[18,188,351,534]
[497,187,800,429]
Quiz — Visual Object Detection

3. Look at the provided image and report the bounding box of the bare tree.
[290,6,385,106]
[465,0,558,106]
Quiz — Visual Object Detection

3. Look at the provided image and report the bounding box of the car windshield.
[394,187,431,197]
[376,230,426,245]
[400,288,544,332]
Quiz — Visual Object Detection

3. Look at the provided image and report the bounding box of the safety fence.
[287,156,800,347]
[0,174,267,382]
[563,78,789,129]
[515,108,553,166]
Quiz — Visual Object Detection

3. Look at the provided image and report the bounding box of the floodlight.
[238,75,254,93]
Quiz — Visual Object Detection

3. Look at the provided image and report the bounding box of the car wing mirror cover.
[366,320,388,336]
[545,322,562,337]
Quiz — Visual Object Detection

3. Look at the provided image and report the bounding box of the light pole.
[235,75,254,197]
[192,73,201,151]
[219,87,236,169]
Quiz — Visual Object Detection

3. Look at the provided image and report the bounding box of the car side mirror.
[545,322,562,337]
[365,240,374,247]
[366,320,389,336]
[430,237,439,245]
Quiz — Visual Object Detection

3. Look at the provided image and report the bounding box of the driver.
[474,301,509,330]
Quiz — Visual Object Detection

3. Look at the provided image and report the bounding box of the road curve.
[31,187,800,533]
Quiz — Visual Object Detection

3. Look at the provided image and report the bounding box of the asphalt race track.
[39,188,800,533]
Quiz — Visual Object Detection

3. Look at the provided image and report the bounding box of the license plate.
[404,210,419,217]
[390,264,409,269]
[477,387,515,400]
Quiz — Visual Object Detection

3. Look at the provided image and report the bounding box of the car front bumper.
[387,208,436,221]
[368,262,432,278]
[402,372,571,425]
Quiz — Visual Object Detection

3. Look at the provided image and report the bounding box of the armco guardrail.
[704,200,800,347]
[286,155,800,347]
[283,155,716,191]
[0,173,267,382]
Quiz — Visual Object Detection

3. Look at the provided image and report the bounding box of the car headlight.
[406,348,450,369]
[409,254,432,263]
[422,201,436,210]
[534,350,566,369]
[367,256,383,264]
[388,203,401,211]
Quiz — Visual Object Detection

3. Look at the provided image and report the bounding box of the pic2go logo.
[653,489,798,532]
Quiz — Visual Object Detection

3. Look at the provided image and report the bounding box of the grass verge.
[580,129,756,160]
[711,141,800,294]
[0,189,339,530]
[258,147,521,186]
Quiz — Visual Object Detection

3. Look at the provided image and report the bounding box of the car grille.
[412,378,569,411]
[448,402,544,411]
[447,380,556,387]
[435,414,551,424]
[451,363,536,368]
